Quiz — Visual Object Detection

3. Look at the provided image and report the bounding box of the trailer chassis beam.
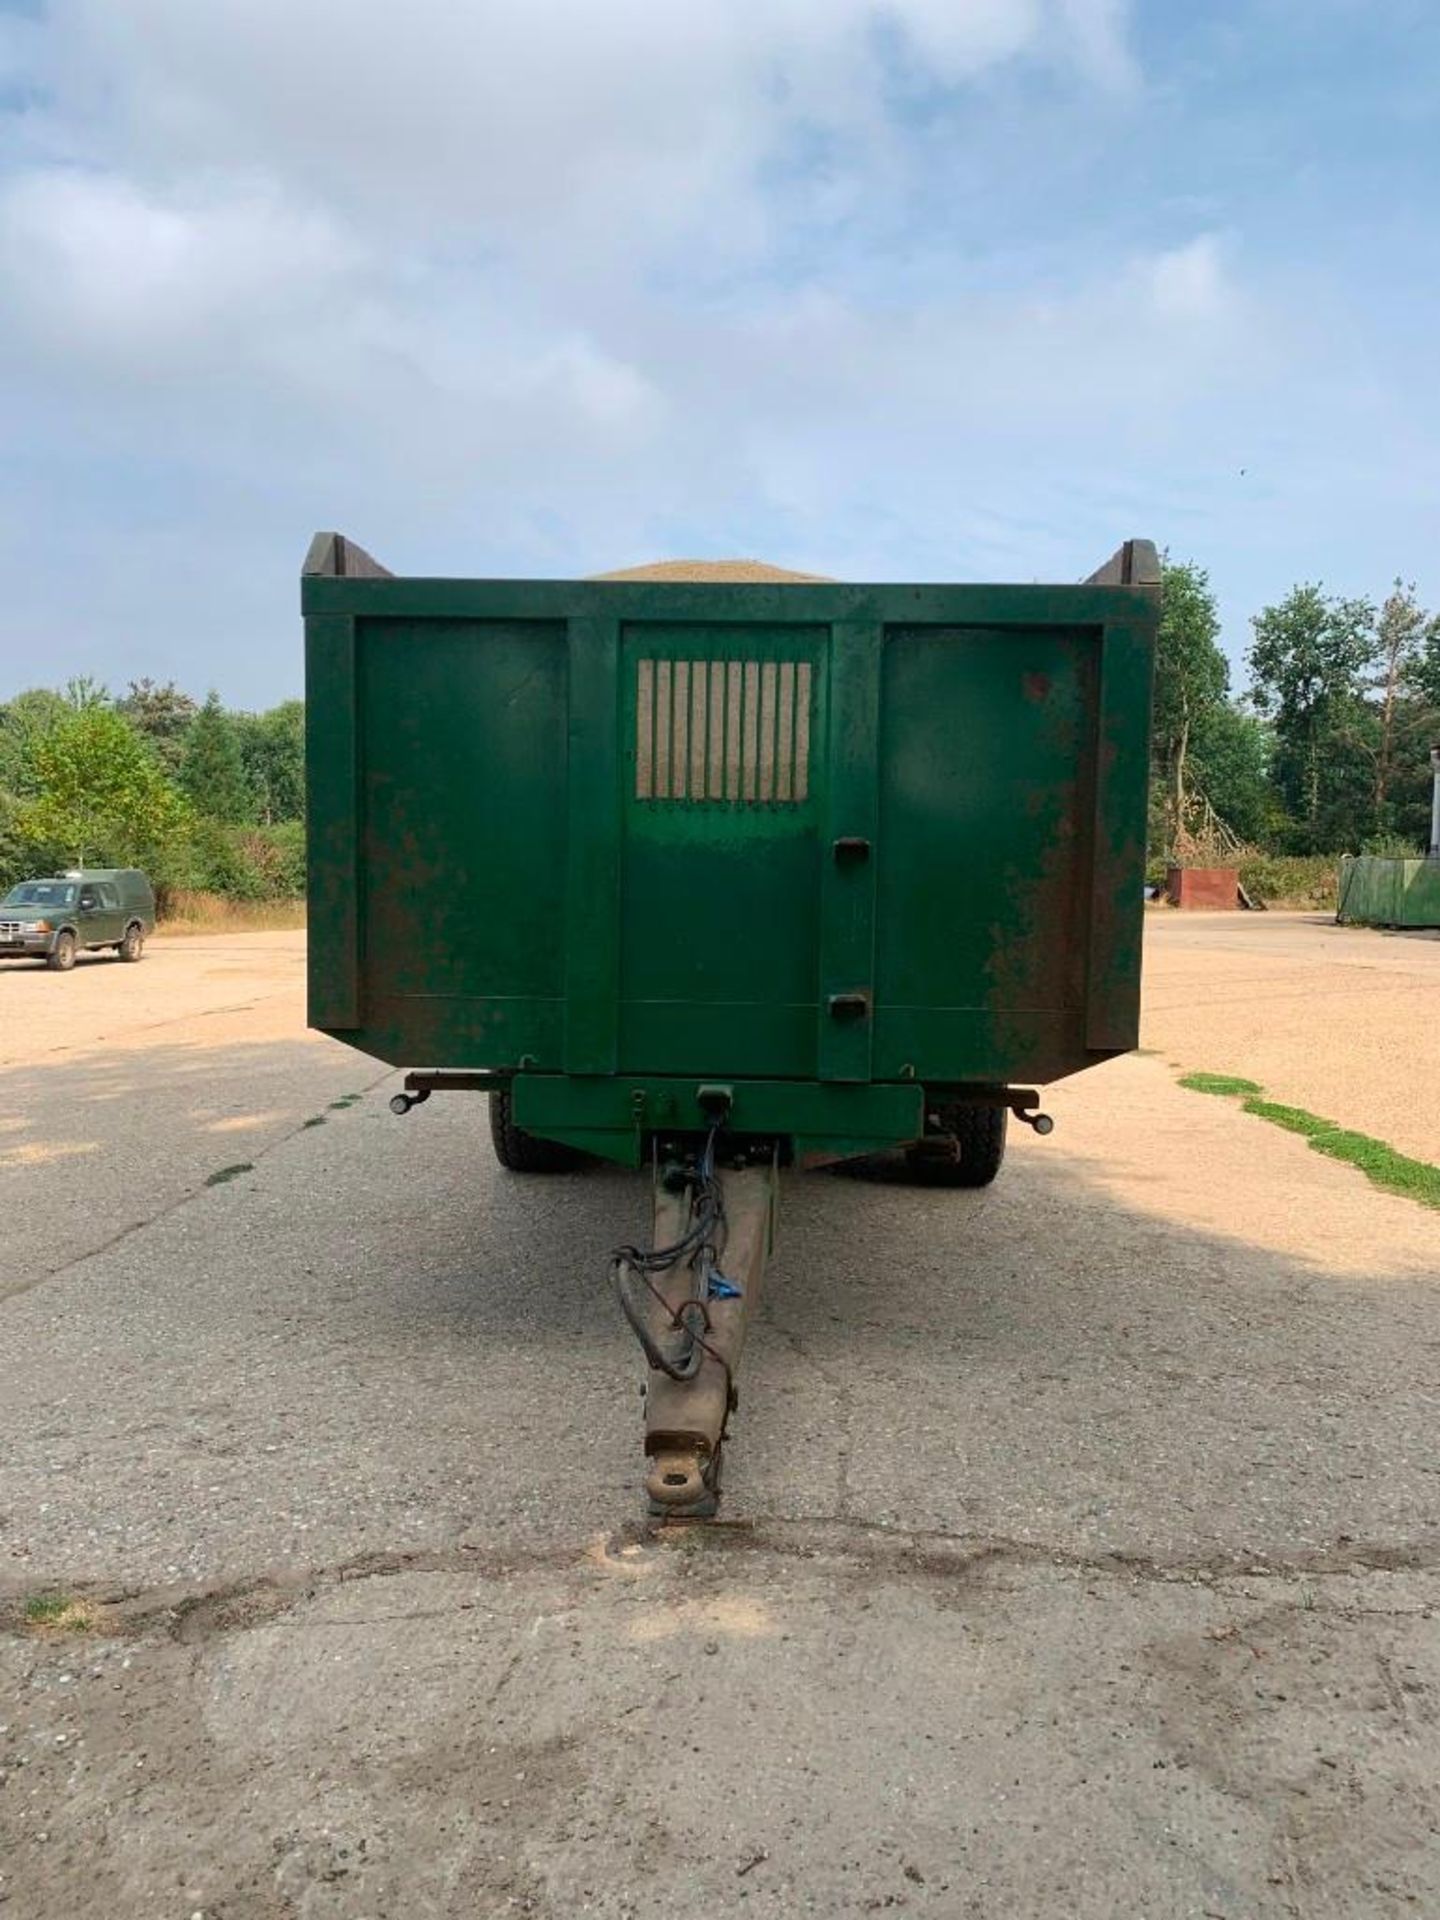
[638,1155,778,1518]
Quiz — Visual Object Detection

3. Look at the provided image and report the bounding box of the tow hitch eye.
[1002,1089,1055,1135]
[389,1089,430,1116]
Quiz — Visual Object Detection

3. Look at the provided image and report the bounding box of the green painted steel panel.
[817,621,881,1083]
[355,617,569,1059]
[305,550,1158,1151]
[564,616,623,1072]
[1338,855,1440,928]
[874,625,1092,1080]
[305,614,359,1031]
[618,622,827,1078]
[512,1072,923,1168]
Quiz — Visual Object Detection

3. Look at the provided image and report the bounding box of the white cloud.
[1146,234,1231,322]
[20,2,1134,262]
[5,0,1312,701]
[0,0,1158,437]
[0,170,363,360]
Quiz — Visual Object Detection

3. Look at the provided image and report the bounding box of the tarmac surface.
[2,915,1438,1918]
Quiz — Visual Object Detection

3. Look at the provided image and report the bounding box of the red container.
[1165,865,1238,910]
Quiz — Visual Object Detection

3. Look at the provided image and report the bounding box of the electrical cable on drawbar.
[611,1127,729,1382]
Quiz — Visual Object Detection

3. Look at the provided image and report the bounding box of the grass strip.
[1179,1072,1263,1098]
[1302,1128,1440,1208]
[1241,1098,1334,1137]
[205,1162,254,1187]
[1177,1074,1440,1210]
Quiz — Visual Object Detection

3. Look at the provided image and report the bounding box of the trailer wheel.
[905,1103,1008,1188]
[489,1089,593,1173]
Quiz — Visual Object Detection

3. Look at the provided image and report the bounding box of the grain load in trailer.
[303,534,1160,1514]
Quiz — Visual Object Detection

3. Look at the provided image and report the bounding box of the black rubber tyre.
[119,921,145,962]
[488,1088,593,1173]
[46,931,77,973]
[903,1103,1008,1188]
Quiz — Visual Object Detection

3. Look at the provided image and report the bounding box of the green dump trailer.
[303,533,1160,1512]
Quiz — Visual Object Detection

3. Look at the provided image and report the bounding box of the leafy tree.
[1363,582,1439,834]
[1416,611,1440,712]
[63,676,110,711]
[1151,559,1229,845]
[188,820,305,899]
[1247,585,1377,851]
[0,788,29,892]
[235,700,305,823]
[16,705,191,871]
[119,678,198,776]
[1188,701,1274,846]
[179,691,253,824]
[0,688,70,796]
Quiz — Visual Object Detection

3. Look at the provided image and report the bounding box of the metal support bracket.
[936,1085,1055,1134]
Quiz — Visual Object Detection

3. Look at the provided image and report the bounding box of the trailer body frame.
[304,538,1158,1165]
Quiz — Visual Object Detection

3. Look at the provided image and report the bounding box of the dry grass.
[24,1593,104,1634]
[158,890,306,935]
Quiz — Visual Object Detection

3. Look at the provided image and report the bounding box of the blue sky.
[1,0,1436,706]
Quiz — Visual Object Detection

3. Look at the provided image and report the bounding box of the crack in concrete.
[5,1518,1436,1648]
[0,1063,397,1303]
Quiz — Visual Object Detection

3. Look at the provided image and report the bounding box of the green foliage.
[1305,1128,1440,1208]
[1247,584,1378,851]
[258,819,306,894]
[205,1163,255,1186]
[1152,558,1228,834]
[0,549,1431,907]
[1178,1072,1440,1210]
[16,705,192,873]
[1178,1072,1263,1097]
[1188,701,1273,845]
[1364,582,1440,846]
[63,676,111,711]
[1,675,307,903]
[23,1593,96,1632]
[1236,852,1338,910]
[0,687,69,795]
[1242,1098,1332,1137]
[179,691,253,825]
[118,678,198,776]
[235,701,305,824]
[1416,612,1440,709]
[188,818,305,900]
[1360,830,1423,858]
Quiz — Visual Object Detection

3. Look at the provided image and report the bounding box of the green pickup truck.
[0,869,155,971]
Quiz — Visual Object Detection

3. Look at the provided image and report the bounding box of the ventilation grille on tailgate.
[635,659,812,804]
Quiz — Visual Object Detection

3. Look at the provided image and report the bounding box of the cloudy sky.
[1,0,1436,706]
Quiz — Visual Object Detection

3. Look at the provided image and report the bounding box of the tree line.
[1151,562,1438,873]
[0,680,304,905]
[2,563,1437,913]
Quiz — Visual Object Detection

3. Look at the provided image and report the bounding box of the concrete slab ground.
[1,918,1437,1918]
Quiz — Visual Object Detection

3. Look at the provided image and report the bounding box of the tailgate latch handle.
[827,991,871,1020]
[832,836,871,862]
